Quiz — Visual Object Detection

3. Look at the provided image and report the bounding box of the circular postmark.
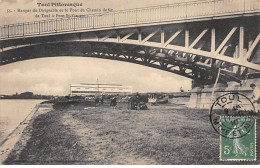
[210,93,256,139]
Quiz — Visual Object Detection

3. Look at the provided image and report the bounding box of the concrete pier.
[189,78,260,109]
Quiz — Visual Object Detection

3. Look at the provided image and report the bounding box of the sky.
[0,0,193,96]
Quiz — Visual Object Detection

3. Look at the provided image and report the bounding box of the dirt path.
[62,109,156,164]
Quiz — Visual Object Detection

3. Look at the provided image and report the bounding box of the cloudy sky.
[0,0,193,96]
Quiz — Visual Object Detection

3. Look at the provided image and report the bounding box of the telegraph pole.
[97,78,100,95]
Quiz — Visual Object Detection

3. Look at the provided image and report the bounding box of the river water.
[0,99,45,144]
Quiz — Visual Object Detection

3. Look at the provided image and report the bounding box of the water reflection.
[0,99,44,143]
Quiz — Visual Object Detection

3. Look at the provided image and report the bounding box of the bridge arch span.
[0,1,259,87]
[1,41,236,86]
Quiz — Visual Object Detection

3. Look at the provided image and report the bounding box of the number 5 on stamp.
[220,117,256,161]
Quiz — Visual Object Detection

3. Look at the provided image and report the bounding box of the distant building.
[19,92,34,99]
[70,83,133,96]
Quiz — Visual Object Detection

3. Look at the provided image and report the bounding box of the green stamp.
[220,116,256,161]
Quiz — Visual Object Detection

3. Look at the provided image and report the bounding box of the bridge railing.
[1,0,259,39]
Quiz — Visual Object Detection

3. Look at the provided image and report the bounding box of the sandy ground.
[0,104,52,164]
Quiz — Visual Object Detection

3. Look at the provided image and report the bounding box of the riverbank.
[2,102,260,164]
[0,104,42,163]
[0,103,53,164]
[0,99,46,144]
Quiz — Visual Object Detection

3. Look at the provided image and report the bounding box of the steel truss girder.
[2,28,259,70]
[1,18,260,83]
[0,41,243,84]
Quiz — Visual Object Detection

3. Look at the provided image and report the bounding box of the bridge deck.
[0,0,259,40]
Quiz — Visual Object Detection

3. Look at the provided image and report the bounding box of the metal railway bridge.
[0,0,260,87]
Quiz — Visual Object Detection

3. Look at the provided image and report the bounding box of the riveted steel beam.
[189,29,208,50]
[120,32,135,42]
[215,27,237,55]
[164,29,182,47]
[245,33,260,61]
[141,29,159,44]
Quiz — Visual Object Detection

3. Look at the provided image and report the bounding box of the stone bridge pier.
[189,78,260,109]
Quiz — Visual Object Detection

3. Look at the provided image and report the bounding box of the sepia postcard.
[0,0,259,165]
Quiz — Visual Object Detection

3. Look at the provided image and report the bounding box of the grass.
[4,102,260,164]
[71,105,220,164]
[4,109,89,164]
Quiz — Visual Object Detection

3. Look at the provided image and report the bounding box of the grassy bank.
[4,109,88,164]
[4,103,260,164]
[70,105,220,164]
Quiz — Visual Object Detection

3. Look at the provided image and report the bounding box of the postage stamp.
[209,93,257,161]
[220,116,256,161]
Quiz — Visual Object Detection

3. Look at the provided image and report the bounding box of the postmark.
[210,93,256,139]
[209,93,257,161]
